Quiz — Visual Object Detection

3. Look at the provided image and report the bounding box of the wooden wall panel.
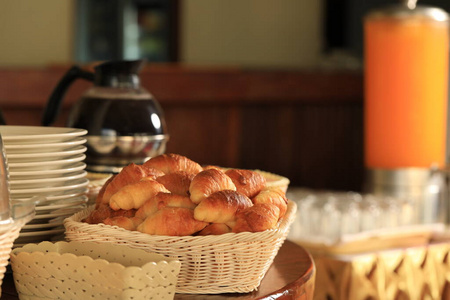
[239,103,364,191]
[162,104,242,168]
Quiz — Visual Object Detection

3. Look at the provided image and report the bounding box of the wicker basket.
[255,170,290,193]
[86,172,112,205]
[10,241,180,300]
[64,200,297,294]
[0,217,32,297]
[308,241,450,300]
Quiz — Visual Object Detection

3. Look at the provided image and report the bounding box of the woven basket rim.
[64,201,297,294]
[64,200,297,242]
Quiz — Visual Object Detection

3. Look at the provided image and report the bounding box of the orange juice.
[364,9,449,169]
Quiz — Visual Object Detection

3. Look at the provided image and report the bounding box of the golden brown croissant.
[101,163,164,205]
[143,153,203,175]
[155,171,195,197]
[189,169,236,204]
[197,223,231,235]
[135,192,196,220]
[84,203,136,224]
[194,190,252,223]
[202,165,224,171]
[232,203,280,233]
[109,180,169,210]
[225,169,266,198]
[103,216,143,231]
[137,207,208,236]
[252,187,288,218]
[95,175,115,208]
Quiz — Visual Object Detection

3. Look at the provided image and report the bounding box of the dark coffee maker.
[42,60,169,173]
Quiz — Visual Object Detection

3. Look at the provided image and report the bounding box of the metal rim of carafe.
[365,167,445,187]
[85,133,170,174]
[86,134,169,141]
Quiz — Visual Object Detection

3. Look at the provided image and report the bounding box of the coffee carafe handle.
[42,66,94,126]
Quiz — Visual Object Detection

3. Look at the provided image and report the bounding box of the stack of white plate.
[0,125,89,246]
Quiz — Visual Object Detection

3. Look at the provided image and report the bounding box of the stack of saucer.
[0,126,89,246]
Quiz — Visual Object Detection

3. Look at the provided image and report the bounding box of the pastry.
[84,203,136,224]
[101,163,164,205]
[85,153,289,236]
[135,192,196,219]
[143,153,203,175]
[225,169,266,198]
[197,223,232,235]
[232,203,280,233]
[194,190,252,223]
[109,179,169,210]
[252,186,288,218]
[137,207,208,236]
[189,168,236,204]
[95,175,115,207]
[156,171,194,197]
[103,216,142,231]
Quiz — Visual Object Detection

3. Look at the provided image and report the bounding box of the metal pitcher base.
[363,168,448,225]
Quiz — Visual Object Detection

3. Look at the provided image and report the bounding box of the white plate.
[6,146,87,162]
[15,228,66,244]
[32,206,85,219]
[15,234,65,246]
[35,195,88,212]
[8,154,86,170]
[18,228,66,237]
[10,187,88,201]
[0,126,86,144]
[10,171,87,188]
[9,162,86,178]
[10,178,89,196]
[22,219,65,230]
[4,138,86,153]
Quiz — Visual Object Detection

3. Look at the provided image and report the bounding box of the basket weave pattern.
[64,200,296,294]
[10,241,180,300]
[0,217,29,297]
[312,242,450,300]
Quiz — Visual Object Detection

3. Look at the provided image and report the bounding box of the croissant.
[143,153,203,175]
[101,163,165,205]
[225,169,266,198]
[189,169,236,204]
[135,192,196,220]
[109,180,169,210]
[252,187,288,218]
[194,190,252,223]
[197,223,231,235]
[84,203,136,224]
[202,165,224,172]
[137,207,208,236]
[232,203,280,233]
[155,171,195,197]
[103,216,143,231]
[95,175,115,207]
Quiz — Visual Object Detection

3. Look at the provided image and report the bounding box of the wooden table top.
[0,240,315,300]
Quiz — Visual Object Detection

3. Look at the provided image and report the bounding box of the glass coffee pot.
[42,60,169,173]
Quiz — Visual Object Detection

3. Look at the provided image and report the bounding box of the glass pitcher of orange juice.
[364,1,449,169]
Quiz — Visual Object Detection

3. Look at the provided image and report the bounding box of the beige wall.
[0,0,323,68]
[180,0,324,68]
[0,0,74,67]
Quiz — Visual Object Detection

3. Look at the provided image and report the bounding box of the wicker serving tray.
[64,200,297,294]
